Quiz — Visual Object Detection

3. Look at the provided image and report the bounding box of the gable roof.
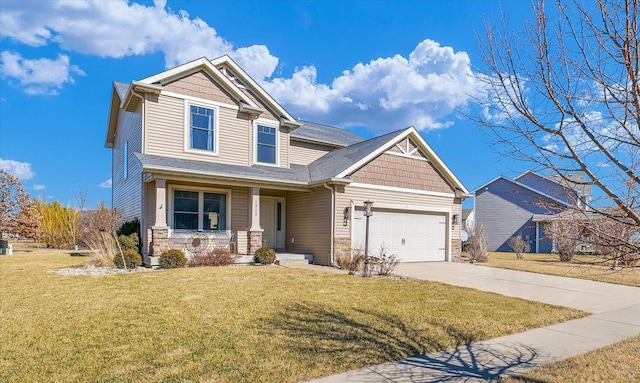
[473,176,573,207]
[291,120,363,147]
[307,126,470,196]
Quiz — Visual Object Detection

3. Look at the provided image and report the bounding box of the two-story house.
[473,171,591,253]
[105,55,470,266]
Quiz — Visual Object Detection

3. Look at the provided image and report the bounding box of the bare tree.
[0,170,38,240]
[508,235,531,259]
[474,0,640,265]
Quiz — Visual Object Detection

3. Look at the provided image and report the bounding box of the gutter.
[323,182,336,267]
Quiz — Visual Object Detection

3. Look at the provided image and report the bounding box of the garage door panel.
[353,209,447,262]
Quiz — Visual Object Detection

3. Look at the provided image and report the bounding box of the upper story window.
[185,102,218,155]
[256,124,277,165]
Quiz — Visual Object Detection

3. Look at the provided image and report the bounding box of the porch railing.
[168,230,236,254]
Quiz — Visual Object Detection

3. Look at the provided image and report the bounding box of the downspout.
[323,182,336,267]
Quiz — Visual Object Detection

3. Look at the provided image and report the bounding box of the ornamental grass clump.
[159,249,187,269]
[253,247,276,265]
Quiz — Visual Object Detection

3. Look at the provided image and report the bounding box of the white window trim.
[184,100,220,156]
[253,119,280,167]
[168,185,232,231]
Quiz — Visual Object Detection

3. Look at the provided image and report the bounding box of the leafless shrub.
[375,244,400,276]
[84,231,117,267]
[544,220,580,262]
[467,224,489,263]
[336,249,363,275]
[507,236,530,259]
[188,248,236,267]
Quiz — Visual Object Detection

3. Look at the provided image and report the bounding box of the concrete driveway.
[306,262,640,382]
[393,262,640,313]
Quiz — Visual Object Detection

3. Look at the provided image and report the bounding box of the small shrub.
[113,249,142,269]
[507,236,530,259]
[254,247,276,264]
[116,218,140,237]
[189,248,236,267]
[159,249,187,269]
[467,224,489,263]
[337,250,363,275]
[375,244,400,276]
[118,233,139,253]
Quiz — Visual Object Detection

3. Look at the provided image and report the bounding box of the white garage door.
[352,210,447,262]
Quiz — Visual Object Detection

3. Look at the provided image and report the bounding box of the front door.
[260,197,285,250]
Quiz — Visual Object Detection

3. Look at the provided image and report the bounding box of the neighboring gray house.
[473,171,591,253]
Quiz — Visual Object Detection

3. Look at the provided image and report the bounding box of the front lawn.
[466,252,640,287]
[0,252,585,383]
[501,335,640,383]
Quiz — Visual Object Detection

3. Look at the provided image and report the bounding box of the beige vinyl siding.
[163,71,238,106]
[350,154,454,194]
[241,88,279,121]
[229,186,249,233]
[145,94,251,166]
[279,127,289,168]
[286,188,331,265]
[289,140,333,165]
[112,104,143,223]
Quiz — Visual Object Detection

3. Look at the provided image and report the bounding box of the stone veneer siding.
[248,230,263,255]
[451,237,462,262]
[334,236,351,261]
[151,227,170,256]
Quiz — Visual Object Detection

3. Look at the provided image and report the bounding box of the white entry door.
[352,210,447,262]
[260,197,285,250]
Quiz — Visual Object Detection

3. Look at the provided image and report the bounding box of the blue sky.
[0,0,536,209]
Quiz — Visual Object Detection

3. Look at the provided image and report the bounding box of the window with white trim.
[256,125,277,164]
[173,190,227,231]
[189,104,216,152]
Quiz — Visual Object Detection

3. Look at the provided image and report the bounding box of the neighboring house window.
[256,125,277,164]
[173,190,227,231]
[123,141,128,180]
[189,105,216,152]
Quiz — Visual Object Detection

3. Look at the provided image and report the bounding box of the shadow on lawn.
[264,302,541,382]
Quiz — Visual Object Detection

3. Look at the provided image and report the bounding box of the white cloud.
[32,184,46,190]
[0,51,85,95]
[0,158,35,180]
[263,39,477,132]
[99,178,112,188]
[0,0,278,81]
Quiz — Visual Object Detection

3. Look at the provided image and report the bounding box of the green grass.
[501,335,640,383]
[0,252,586,383]
[465,252,640,287]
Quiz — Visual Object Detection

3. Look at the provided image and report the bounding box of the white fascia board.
[405,127,470,194]
[336,130,409,178]
[105,85,121,148]
[210,55,298,124]
[137,57,257,108]
[336,127,470,194]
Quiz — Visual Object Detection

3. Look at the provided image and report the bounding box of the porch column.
[151,179,170,256]
[154,179,167,227]
[248,187,263,254]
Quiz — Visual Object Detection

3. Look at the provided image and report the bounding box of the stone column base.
[248,230,263,255]
[151,226,170,256]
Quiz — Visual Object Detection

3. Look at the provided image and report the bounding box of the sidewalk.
[305,263,640,382]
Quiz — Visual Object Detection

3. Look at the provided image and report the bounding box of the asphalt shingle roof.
[135,153,311,185]
[291,120,364,147]
[113,81,130,100]
[307,129,405,182]
[135,128,407,186]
